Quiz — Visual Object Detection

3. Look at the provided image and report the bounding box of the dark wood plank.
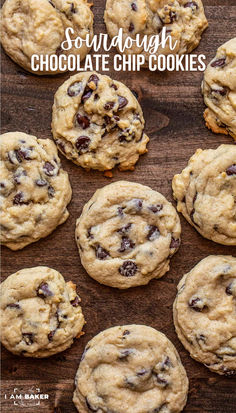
[1,0,236,412]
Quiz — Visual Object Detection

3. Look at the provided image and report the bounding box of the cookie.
[172,144,236,246]
[75,181,181,289]
[73,325,188,413]
[173,255,236,376]
[52,71,149,171]
[0,0,93,74]
[202,37,236,140]
[0,266,85,357]
[0,132,72,250]
[104,0,208,61]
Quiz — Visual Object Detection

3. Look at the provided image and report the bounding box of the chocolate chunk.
[13,191,28,205]
[7,303,20,309]
[85,398,98,412]
[67,82,82,97]
[119,349,133,359]
[119,261,137,277]
[37,282,53,298]
[170,237,180,249]
[189,297,206,312]
[148,204,163,213]
[131,2,137,11]
[184,1,199,9]
[154,374,168,387]
[169,11,177,23]
[133,198,143,211]
[18,147,32,160]
[211,86,228,96]
[35,178,47,186]
[119,236,135,252]
[129,22,134,32]
[88,74,99,87]
[96,245,110,260]
[123,329,130,336]
[226,164,236,176]
[43,162,55,176]
[76,113,90,129]
[22,333,34,345]
[81,88,93,103]
[87,227,94,239]
[48,185,55,198]
[71,296,80,307]
[104,101,115,111]
[48,329,56,342]
[117,223,132,234]
[118,96,128,110]
[111,83,118,91]
[75,136,90,153]
[211,58,226,68]
[8,150,22,164]
[147,225,160,241]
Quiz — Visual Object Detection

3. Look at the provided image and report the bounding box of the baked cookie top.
[0,0,93,74]
[0,132,72,250]
[104,0,208,60]
[75,181,181,289]
[73,325,189,413]
[202,37,236,140]
[172,144,236,245]
[173,255,236,376]
[52,72,149,171]
[0,266,85,357]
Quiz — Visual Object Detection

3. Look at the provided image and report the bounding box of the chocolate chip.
[118,96,128,110]
[147,225,160,241]
[7,303,20,309]
[88,74,99,87]
[119,349,133,359]
[35,178,47,186]
[13,192,28,205]
[76,113,90,129]
[8,150,22,164]
[170,237,180,249]
[137,368,148,376]
[48,185,55,198]
[81,88,93,103]
[104,101,115,111]
[85,398,98,412]
[131,90,139,99]
[211,86,229,96]
[196,334,206,343]
[67,82,82,97]
[131,2,137,11]
[71,2,76,12]
[226,164,236,176]
[226,283,233,295]
[161,356,173,370]
[117,206,125,216]
[119,261,137,277]
[87,227,94,239]
[48,329,56,342]
[14,169,27,184]
[96,245,110,260]
[56,46,63,56]
[184,1,199,9]
[71,296,80,307]
[43,162,55,176]
[123,329,130,336]
[37,282,53,298]
[148,204,163,213]
[75,136,90,153]
[211,58,226,68]
[154,374,168,388]
[169,11,177,23]
[22,333,34,345]
[189,297,206,312]
[18,147,32,160]
[111,83,118,90]
[129,22,134,32]
[117,223,132,234]
[119,236,135,252]
[133,198,143,211]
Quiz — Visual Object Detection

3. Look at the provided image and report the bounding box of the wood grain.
[1,0,236,412]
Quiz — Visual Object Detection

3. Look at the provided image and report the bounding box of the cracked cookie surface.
[0,132,72,250]
[73,325,188,413]
[0,0,93,74]
[0,266,85,357]
[172,144,236,246]
[104,0,208,61]
[173,255,236,376]
[52,71,149,171]
[202,37,236,140]
[75,181,181,289]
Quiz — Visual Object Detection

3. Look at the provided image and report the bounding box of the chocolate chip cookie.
[104,0,208,61]
[202,37,236,140]
[73,325,189,413]
[75,181,181,289]
[173,255,236,376]
[0,266,85,357]
[0,0,93,74]
[172,144,236,245]
[0,132,72,250]
[52,72,149,171]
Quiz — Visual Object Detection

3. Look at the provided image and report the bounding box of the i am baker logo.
[3,386,49,407]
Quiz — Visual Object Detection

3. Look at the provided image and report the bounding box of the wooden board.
[1,0,236,411]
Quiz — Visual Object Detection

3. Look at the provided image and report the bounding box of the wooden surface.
[1,0,236,412]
